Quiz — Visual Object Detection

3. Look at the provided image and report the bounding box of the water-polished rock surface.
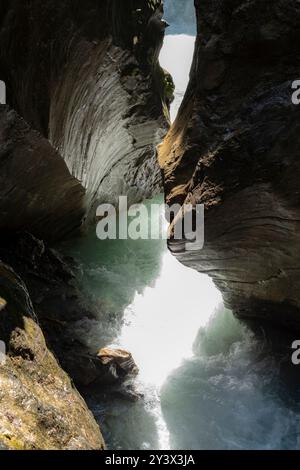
[159,0,300,329]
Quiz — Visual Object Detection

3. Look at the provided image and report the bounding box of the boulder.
[97,347,139,382]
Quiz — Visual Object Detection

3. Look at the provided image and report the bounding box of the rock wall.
[0,261,104,450]
[0,0,170,211]
[159,0,300,329]
[0,105,85,242]
[0,0,170,449]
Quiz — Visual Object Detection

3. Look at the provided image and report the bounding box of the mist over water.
[60,2,300,451]
[61,197,223,449]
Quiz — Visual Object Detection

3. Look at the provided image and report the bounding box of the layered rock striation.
[0,0,170,449]
[0,105,85,242]
[0,0,170,212]
[159,0,300,329]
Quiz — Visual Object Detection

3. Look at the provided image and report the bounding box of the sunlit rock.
[97,347,139,381]
[0,261,104,450]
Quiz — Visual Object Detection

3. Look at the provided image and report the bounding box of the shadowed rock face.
[0,0,170,211]
[159,0,300,329]
[0,261,105,450]
[0,105,85,242]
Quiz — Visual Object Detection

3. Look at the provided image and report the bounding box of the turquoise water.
[161,308,300,450]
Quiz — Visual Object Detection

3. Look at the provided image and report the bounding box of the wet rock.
[0,261,105,450]
[159,0,300,329]
[79,348,140,388]
[66,347,140,393]
[97,347,139,381]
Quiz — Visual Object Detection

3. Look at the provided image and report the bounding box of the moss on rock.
[0,262,105,450]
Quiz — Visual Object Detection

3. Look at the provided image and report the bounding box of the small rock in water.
[97,347,139,380]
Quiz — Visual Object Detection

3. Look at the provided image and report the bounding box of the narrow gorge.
[0,0,300,452]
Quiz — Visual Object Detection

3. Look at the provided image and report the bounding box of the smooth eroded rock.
[0,106,85,242]
[159,0,300,329]
[0,0,170,212]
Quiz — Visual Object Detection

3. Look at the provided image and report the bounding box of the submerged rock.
[159,0,300,330]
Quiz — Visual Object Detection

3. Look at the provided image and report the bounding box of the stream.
[60,2,300,451]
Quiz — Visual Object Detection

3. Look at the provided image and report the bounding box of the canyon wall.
[0,261,105,450]
[0,106,85,242]
[0,0,170,212]
[0,0,169,449]
[159,0,300,329]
